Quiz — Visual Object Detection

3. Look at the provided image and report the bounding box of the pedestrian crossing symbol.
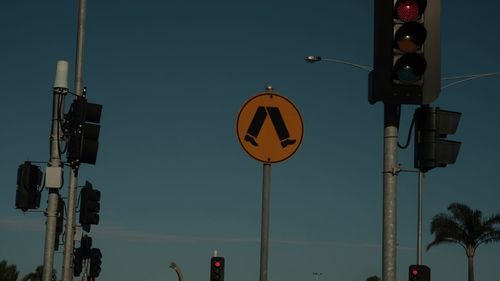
[237,91,303,163]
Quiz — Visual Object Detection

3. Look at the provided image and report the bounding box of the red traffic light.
[408,264,430,281]
[215,261,221,267]
[396,0,423,22]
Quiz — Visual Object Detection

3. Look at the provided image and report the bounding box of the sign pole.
[259,163,271,281]
[236,87,303,281]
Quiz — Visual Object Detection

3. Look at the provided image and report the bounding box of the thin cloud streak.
[0,216,413,250]
[92,224,396,249]
[0,216,44,232]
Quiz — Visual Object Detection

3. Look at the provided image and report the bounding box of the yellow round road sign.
[236,91,303,163]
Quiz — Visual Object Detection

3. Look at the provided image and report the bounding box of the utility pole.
[42,60,69,281]
[62,0,87,280]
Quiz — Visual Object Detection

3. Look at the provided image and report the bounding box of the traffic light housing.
[370,0,441,104]
[210,257,225,281]
[79,181,101,232]
[55,194,65,250]
[15,162,42,211]
[414,106,461,172]
[67,96,102,166]
[80,235,93,258]
[89,248,102,278]
[73,247,83,277]
[73,235,92,277]
[409,265,430,281]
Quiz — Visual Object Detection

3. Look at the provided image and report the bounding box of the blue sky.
[1,1,499,281]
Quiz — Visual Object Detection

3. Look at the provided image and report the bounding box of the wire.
[398,114,416,149]
[441,72,500,90]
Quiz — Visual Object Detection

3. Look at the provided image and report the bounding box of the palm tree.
[20,266,56,281]
[366,275,381,281]
[0,260,19,281]
[427,203,500,281]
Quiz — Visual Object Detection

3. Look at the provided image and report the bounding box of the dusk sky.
[1,1,499,281]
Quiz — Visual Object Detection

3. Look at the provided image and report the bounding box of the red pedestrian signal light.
[370,0,441,105]
[210,257,225,281]
[409,265,430,281]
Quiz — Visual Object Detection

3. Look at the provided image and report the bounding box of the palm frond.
[484,213,500,227]
[427,237,463,251]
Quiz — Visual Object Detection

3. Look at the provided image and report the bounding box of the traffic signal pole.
[417,172,424,265]
[62,0,87,280]
[382,104,400,281]
[43,61,69,281]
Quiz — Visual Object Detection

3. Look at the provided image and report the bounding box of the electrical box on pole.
[370,0,441,105]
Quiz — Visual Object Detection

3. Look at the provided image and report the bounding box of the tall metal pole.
[416,171,424,265]
[259,164,271,281]
[43,60,69,281]
[382,104,399,281]
[62,0,87,280]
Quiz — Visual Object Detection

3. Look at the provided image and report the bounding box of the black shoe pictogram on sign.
[244,106,296,148]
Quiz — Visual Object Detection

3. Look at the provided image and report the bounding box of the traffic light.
[15,162,42,211]
[210,257,225,281]
[89,248,102,278]
[370,0,441,104]
[55,194,65,250]
[79,181,101,232]
[409,265,430,281]
[73,247,83,277]
[80,235,93,258]
[67,96,102,166]
[74,235,91,277]
[414,106,461,172]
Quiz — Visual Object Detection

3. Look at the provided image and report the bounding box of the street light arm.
[169,262,185,281]
[319,58,373,72]
[305,55,372,72]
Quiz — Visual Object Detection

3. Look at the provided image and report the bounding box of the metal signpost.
[236,86,303,281]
